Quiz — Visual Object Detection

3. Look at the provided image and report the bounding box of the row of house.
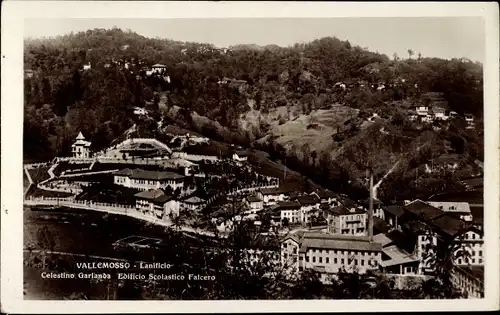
[278,198,483,297]
[410,106,459,122]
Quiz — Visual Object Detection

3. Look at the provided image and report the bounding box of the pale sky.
[24,17,485,63]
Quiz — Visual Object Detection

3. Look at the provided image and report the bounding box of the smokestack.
[368,167,374,242]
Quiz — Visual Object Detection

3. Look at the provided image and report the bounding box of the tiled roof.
[384,205,405,217]
[426,201,471,214]
[246,195,262,203]
[115,168,184,180]
[380,244,419,267]
[114,168,134,176]
[277,201,301,210]
[183,196,206,204]
[403,200,445,221]
[328,206,365,216]
[428,213,472,237]
[298,232,382,253]
[260,186,293,195]
[134,189,172,204]
[372,233,393,247]
[297,194,320,206]
[315,190,337,199]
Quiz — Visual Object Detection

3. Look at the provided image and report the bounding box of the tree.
[407,49,414,60]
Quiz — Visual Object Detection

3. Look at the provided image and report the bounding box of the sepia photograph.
[1,1,499,313]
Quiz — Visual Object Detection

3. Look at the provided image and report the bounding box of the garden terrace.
[52,161,92,176]
[25,186,74,199]
[90,162,165,173]
[27,166,51,183]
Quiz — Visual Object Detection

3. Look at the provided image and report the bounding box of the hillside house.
[258,187,291,205]
[182,196,207,211]
[151,64,168,73]
[312,190,338,205]
[326,206,367,236]
[24,69,34,78]
[82,62,91,71]
[432,107,448,120]
[245,195,264,214]
[416,106,429,116]
[71,132,92,159]
[113,168,184,192]
[232,152,249,163]
[282,232,383,279]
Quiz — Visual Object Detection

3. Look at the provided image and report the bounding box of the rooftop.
[372,233,393,248]
[428,213,473,237]
[277,201,301,210]
[183,196,206,204]
[114,168,184,181]
[246,195,262,203]
[403,200,445,222]
[297,194,320,206]
[134,189,172,204]
[260,186,293,195]
[384,205,405,217]
[426,201,471,214]
[298,232,382,253]
[328,205,365,216]
[380,245,419,267]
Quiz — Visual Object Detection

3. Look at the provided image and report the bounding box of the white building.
[82,63,91,71]
[151,64,168,73]
[245,195,264,214]
[182,196,207,211]
[232,152,249,163]
[416,106,429,116]
[71,132,92,159]
[257,187,290,205]
[114,168,184,192]
[327,206,367,236]
[134,189,173,219]
[276,201,302,224]
[282,232,383,278]
[426,201,473,221]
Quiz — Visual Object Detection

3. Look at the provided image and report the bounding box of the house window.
[326,257,329,264]
[299,267,303,271]
[361,260,364,266]
[305,256,309,262]
[299,256,303,261]
[334,258,338,264]
[341,258,344,264]
[472,234,476,240]
[313,257,316,263]
[319,257,322,263]
[479,258,483,264]
[479,250,483,257]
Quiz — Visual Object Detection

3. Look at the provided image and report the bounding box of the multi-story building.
[134,189,179,219]
[416,106,429,116]
[257,187,290,205]
[327,206,367,236]
[114,168,184,191]
[297,194,320,224]
[245,195,264,214]
[281,232,383,278]
[181,196,206,212]
[276,201,302,224]
[400,200,483,274]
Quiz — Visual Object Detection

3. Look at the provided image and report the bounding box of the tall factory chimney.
[368,167,374,242]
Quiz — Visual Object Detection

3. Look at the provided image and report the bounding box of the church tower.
[72,132,92,159]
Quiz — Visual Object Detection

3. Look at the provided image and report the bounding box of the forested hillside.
[24,28,484,201]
